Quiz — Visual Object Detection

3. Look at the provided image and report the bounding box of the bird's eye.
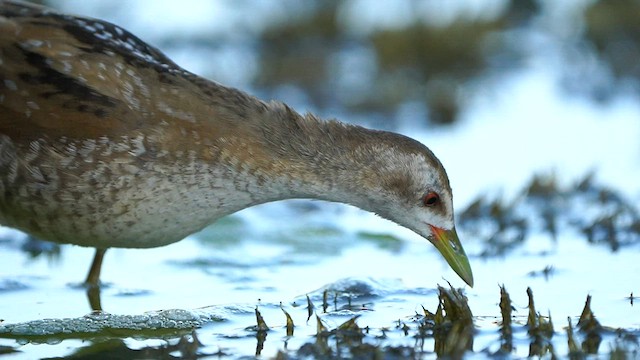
[423,192,440,207]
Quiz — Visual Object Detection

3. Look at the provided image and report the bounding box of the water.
[1,1,640,358]
[1,203,639,357]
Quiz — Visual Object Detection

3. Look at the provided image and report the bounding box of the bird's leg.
[84,248,107,287]
[86,285,102,311]
[84,248,107,311]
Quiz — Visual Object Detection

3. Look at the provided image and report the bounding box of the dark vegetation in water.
[459,172,640,256]
[1,285,638,358]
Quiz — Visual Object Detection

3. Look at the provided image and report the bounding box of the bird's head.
[348,133,474,287]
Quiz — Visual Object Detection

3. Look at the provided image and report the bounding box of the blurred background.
[41,0,639,116]
[41,0,640,124]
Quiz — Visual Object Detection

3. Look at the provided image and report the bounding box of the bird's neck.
[194,98,385,212]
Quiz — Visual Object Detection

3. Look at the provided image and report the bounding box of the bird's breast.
[0,131,271,248]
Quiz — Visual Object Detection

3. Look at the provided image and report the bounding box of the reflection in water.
[525,287,555,357]
[0,278,638,358]
[255,328,267,357]
[63,333,203,359]
[431,286,474,358]
[252,307,270,356]
[498,285,513,354]
[577,295,603,354]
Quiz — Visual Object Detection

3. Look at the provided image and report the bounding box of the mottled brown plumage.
[0,1,473,287]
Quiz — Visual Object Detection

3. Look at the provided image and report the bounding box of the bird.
[0,1,473,289]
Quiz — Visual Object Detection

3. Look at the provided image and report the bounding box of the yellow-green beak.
[429,225,474,287]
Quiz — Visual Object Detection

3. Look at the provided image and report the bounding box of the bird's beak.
[429,225,474,287]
